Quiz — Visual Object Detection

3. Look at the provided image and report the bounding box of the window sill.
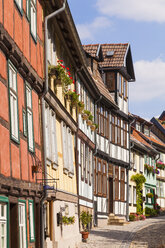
[63,168,69,175]
[68,172,74,178]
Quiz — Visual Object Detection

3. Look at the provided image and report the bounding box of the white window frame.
[18,201,27,248]
[133,187,136,205]
[136,122,141,132]
[61,122,74,175]
[30,0,37,40]
[15,0,22,12]
[45,104,58,168]
[129,185,132,204]
[0,202,7,248]
[146,188,151,204]
[28,200,35,242]
[8,61,19,143]
[26,83,34,152]
[139,155,143,172]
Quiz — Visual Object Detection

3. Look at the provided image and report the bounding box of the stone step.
[108,218,125,223]
[107,221,127,226]
[108,216,126,221]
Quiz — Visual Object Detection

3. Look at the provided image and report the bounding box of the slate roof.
[99,43,129,68]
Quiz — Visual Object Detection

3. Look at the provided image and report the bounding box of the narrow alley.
[78,216,165,248]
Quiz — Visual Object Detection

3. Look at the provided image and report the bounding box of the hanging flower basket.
[146,192,153,198]
[87,120,92,126]
[156,161,165,170]
[82,113,88,120]
[91,124,96,131]
[78,101,84,113]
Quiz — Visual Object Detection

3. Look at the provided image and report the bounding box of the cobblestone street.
[78,216,165,248]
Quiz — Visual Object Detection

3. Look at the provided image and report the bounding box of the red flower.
[62,65,65,68]
[60,60,63,62]
[72,80,75,84]
[67,67,69,70]
[68,72,71,76]
[70,77,73,80]
[73,90,76,92]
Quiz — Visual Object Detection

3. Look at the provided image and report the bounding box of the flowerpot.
[82,113,88,120]
[91,124,96,131]
[78,106,84,114]
[71,101,78,107]
[87,120,92,126]
[81,231,89,240]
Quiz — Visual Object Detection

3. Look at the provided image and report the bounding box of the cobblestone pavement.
[78,216,165,248]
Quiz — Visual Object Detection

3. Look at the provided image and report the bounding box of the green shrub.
[129,214,136,221]
[145,207,157,217]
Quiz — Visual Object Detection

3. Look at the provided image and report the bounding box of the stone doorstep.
[108,221,128,226]
[108,216,126,221]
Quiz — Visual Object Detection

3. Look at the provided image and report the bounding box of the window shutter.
[68,129,74,174]
[51,112,58,165]
[61,122,68,172]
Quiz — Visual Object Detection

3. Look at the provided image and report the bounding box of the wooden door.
[109,177,113,213]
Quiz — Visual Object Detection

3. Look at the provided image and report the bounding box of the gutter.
[40,1,66,247]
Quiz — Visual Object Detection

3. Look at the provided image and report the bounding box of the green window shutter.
[0,196,9,248]
[18,200,28,248]
[25,82,35,153]
[8,61,20,144]
[14,0,23,15]
[28,200,35,242]
[23,109,27,137]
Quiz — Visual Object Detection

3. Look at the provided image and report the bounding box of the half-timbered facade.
[0,0,44,247]
[98,44,135,219]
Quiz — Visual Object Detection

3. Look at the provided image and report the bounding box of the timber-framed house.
[0,0,44,247]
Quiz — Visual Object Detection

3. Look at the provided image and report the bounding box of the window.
[139,155,143,172]
[146,188,152,204]
[133,187,136,205]
[15,0,22,13]
[115,166,119,200]
[119,74,122,96]
[144,126,149,136]
[26,83,34,152]
[120,169,125,201]
[8,61,19,142]
[80,142,84,179]
[117,117,121,145]
[28,200,35,242]
[98,161,102,195]
[94,157,97,194]
[111,114,115,143]
[123,79,127,98]
[102,162,107,196]
[45,106,58,168]
[0,200,8,248]
[129,186,132,204]
[61,122,74,175]
[26,0,30,19]
[133,153,136,170]
[22,109,27,137]
[136,122,141,132]
[30,0,37,40]
[19,201,27,248]
[123,121,127,148]
[85,146,88,181]
[89,150,92,185]
[97,106,109,138]
[160,182,164,197]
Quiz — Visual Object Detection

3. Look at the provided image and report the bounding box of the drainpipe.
[126,119,134,221]
[40,1,66,248]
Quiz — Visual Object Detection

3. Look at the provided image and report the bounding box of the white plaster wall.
[97,196,107,213]
[79,199,93,209]
[78,115,94,143]
[51,201,81,248]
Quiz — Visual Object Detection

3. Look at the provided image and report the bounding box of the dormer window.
[136,122,141,132]
[144,125,150,136]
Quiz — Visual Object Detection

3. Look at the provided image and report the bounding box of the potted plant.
[87,114,93,126]
[80,211,92,241]
[82,110,90,121]
[146,192,153,198]
[78,101,84,113]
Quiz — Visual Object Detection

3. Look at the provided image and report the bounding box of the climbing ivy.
[131,173,146,214]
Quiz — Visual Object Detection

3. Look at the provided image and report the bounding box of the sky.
[68,0,165,121]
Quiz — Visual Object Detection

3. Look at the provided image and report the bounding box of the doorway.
[109,177,113,213]
[10,203,19,248]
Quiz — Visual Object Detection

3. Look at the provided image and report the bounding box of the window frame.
[117,117,121,145]
[28,200,35,243]
[8,61,20,144]
[111,114,115,144]
[18,200,28,248]
[25,82,35,153]
[0,196,9,248]
[94,157,97,194]
[14,0,23,15]
[80,141,84,180]
[30,0,37,42]
[120,168,125,201]
[102,161,107,197]
[133,187,136,205]
[97,160,102,196]
[115,166,119,200]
